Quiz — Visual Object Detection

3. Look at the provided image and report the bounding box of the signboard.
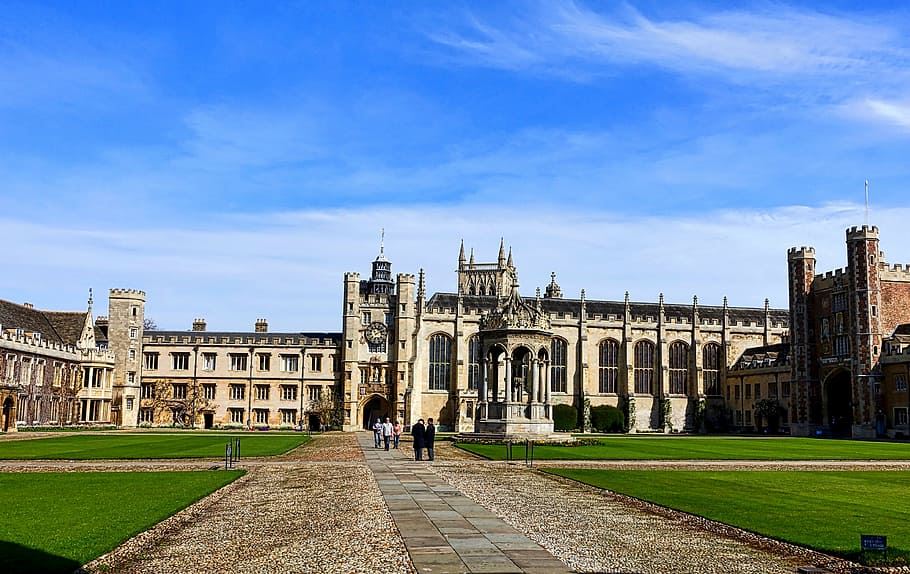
[861,535,887,552]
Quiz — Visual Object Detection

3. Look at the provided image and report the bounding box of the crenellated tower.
[788,246,816,434]
[107,288,146,427]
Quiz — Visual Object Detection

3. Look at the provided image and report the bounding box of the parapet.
[787,246,816,260]
[109,288,146,300]
[846,225,879,240]
[344,272,361,280]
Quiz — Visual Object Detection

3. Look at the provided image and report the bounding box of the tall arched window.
[703,343,721,395]
[467,336,481,390]
[550,338,567,393]
[669,341,689,395]
[633,340,655,395]
[428,334,452,391]
[598,339,619,393]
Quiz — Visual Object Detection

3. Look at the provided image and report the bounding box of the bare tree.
[143,379,216,427]
[310,389,341,431]
[143,318,158,331]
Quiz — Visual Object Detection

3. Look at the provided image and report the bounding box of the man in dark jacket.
[411,418,426,461]
[425,418,436,461]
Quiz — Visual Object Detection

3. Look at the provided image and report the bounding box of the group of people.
[372,417,402,450]
[371,416,436,461]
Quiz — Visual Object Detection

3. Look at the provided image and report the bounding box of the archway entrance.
[2,396,12,432]
[362,395,390,430]
[825,370,853,436]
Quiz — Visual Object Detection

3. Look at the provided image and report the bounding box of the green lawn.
[0,470,243,573]
[548,469,910,564]
[457,436,910,460]
[0,433,310,459]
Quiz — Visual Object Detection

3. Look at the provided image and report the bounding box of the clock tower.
[340,235,416,430]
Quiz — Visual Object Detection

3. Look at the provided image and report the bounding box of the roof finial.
[498,237,506,265]
[723,295,729,309]
[380,227,385,255]
[507,246,513,268]
[88,288,93,310]
[458,239,466,265]
[469,248,475,267]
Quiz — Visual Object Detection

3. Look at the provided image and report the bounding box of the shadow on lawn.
[0,540,81,574]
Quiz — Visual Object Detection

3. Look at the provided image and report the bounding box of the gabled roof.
[731,343,790,371]
[0,299,88,346]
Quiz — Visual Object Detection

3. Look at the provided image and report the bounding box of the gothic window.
[669,341,689,395]
[703,343,721,395]
[550,338,568,393]
[633,340,655,395]
[598,339,619,394]
[428,334,452,391]
[467,336,481,390]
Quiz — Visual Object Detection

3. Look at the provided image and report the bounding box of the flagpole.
[864,180,869,226]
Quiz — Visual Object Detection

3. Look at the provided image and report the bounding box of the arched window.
[428,334,452,391]
[598,339,619,393]
[669,341,689,395]
[467,336,481,390]
[703,343,721,395]
[550,338,567,393]
[633,340,655,395]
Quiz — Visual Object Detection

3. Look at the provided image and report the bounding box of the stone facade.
[788,225,910,437]
[0,295,116,430]
[341,241,789,432]
[138,322,339,429]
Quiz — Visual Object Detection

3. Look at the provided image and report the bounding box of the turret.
[108,288,146,428]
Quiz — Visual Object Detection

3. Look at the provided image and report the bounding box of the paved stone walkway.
[358,433,572,574]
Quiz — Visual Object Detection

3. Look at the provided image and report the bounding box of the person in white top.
[372,418,382,448]
[381,417,394,451]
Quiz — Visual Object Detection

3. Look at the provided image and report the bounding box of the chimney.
[192,318,207,332]
[23,302,34,309]
[255,319,268,333]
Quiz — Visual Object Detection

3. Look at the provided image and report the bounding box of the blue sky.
[3,1,910,331]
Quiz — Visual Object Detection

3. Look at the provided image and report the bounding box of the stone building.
[726,343,792,432]
[340,240,789,432]
[0,293,116,431]
[788,225,910,437]
[138,319,339,429]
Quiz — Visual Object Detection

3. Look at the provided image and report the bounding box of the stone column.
[480,359,489,402]
[531,359,539,405]
[504,358,512,403]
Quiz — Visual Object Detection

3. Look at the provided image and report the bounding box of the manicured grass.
[457,436,910,460]
[0,433,310,459]
[0,470,244,573]
[548,469,910,564]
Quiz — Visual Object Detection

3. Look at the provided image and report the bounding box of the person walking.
[382,417,393,451]
[411,418,426,461]
[392,420,402,449]
[372,418,382,448]
[425,418,437,461]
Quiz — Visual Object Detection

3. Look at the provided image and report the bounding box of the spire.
[723,295,729,310]
[458,239,466,267]
[469,248,475,267]
[658,292,665,311]
[380,228,385,256]
[506,246,513,268]
[87,288,93,313]
[498,237,506,266]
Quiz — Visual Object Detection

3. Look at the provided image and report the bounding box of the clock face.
[365,321,387,344]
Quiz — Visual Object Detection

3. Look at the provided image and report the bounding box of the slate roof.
[425,293,789,326]
[893,324,910,337]
[0,299,87,346]
[730,343,790,370]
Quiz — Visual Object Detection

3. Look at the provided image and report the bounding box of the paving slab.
[358,432,572,574]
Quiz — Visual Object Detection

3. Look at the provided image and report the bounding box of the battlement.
[787,246,816,259]
[846,225,879,239]
[0,329,79,356]
[880,262,910,282]
[344,272,360,279]
[816,267,848,281]
[397,273,416,282]
[109,288,146,300]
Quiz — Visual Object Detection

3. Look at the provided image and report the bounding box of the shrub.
[553,404,578,432]
[590,405,625,433]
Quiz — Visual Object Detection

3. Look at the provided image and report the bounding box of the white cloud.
[427,2,909,85]
[4,202,909,333]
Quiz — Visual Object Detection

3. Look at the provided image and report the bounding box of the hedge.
[553,404,578,431]
[590,405,625,433]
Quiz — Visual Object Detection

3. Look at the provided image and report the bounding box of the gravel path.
[83,433,415,574]
[431,459,849,574]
